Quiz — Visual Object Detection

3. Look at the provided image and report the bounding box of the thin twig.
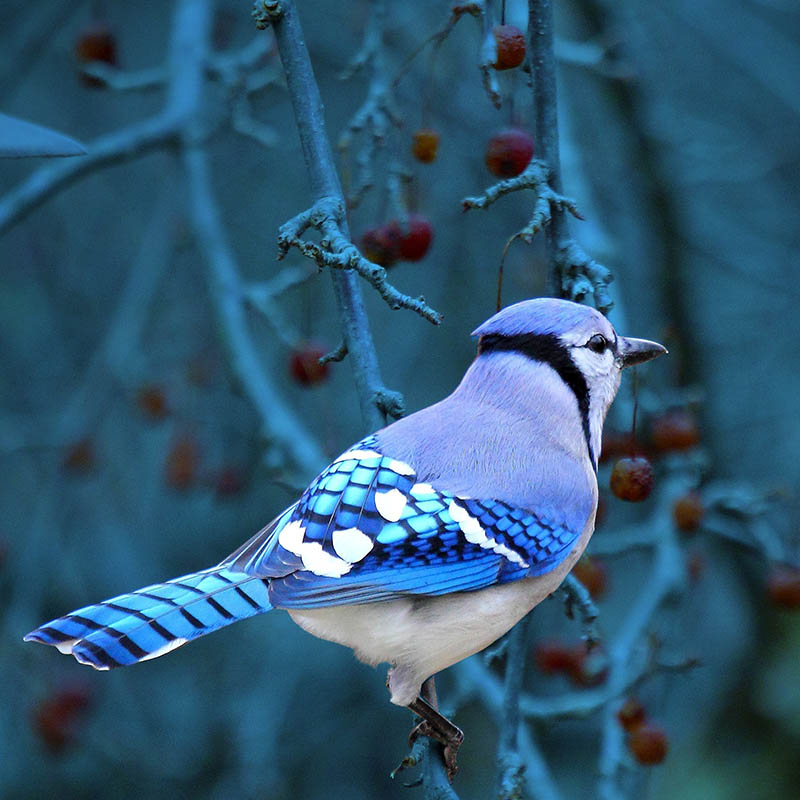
[185,146,327,478]
[456,658,563,800]
[337,0,401,209]
[462,158,584,241]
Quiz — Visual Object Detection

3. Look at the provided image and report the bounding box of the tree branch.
[256,0,435,430]
[528,0,613,312]
[185,146,327,477]
[495,617,529,800]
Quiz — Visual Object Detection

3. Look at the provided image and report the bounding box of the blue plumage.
[226,435,580,608]
[24,567,271,668]
[24,295,666,744]
[26,436,581,666]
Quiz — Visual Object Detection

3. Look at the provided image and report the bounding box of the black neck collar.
[477,332,595,468]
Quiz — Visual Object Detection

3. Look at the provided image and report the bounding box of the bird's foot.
[407,718,463,781]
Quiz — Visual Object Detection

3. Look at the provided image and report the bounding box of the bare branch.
[185,146,326,477]
[456,658,564,800]
[462,158,584,239]
[258,0,430,429]
[0,114,177,236]
[495,617,529,800]
[79,62,167,91]
[560,574,601,646]
[529,0,614,310]
[277,198,442,325]
[337,0,401,208]
[478,0,502,109]
[391,2,483,89]
[319,340,349,365]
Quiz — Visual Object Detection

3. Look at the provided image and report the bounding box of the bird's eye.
[586,334,608,354]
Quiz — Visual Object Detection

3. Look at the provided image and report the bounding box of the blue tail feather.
[24,567,272,669]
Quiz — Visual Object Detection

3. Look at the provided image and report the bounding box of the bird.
[25,297,666,779]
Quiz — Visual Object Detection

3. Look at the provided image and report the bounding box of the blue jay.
[25,298,665,778]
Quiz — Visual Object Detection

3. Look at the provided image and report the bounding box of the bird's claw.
[405,718,463,782]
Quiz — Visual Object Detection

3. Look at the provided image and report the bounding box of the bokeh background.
[1,0,799,798]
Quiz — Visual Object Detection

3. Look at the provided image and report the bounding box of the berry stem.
[629,367,639,455]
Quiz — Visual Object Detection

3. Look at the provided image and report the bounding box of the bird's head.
[471,298,667,465]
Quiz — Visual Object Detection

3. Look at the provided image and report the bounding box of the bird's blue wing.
[224,436,584,609]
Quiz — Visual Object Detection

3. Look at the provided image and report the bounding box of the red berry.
[361,222,402,267]
[567,643,609,688]
[165,434,199,490]
[572,555,608,599]
[290,344,330,386]
[650,408,700,452]
[34,685,92,754]
[63,437,95,473]
[398,214,433,261]
[535,640,607,687]
[486,128,534,178]
[616,697,646,732]
[628,722,669,765]
[136,385,169,420]
[610,457,655,502]
[214,466,247,498]
[75,22,117,87]
[673,491,704,533]
[534,640,580,675]
[412,129,440,163]
[492,24,526,70]
[767,565,800,609]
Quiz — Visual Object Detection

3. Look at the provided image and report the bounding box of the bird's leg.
[407,678,464,782]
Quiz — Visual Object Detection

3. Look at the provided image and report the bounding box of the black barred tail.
[23,567,272,669]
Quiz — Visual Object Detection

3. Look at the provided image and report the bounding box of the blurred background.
[1,0,798,798]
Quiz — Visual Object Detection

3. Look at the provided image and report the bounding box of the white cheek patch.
[333,448,381,464]
[332,527,374,563]
[375,488,407,522]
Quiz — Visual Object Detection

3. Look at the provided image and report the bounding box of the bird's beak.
[618,337,668,368]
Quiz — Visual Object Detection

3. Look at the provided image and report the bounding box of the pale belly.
[287,519,594,706]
